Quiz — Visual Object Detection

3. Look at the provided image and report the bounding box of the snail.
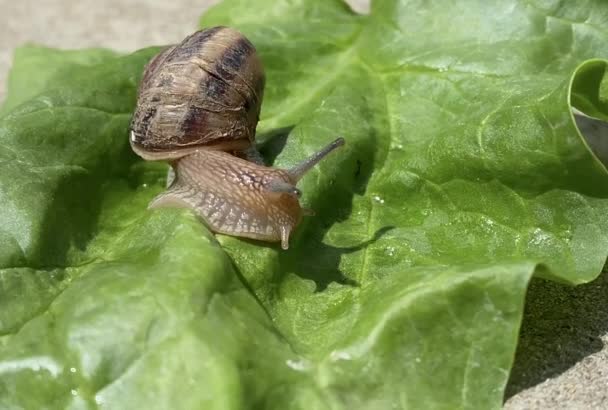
[129,26,344,250]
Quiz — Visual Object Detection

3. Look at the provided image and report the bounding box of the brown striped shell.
[130,26,265,160]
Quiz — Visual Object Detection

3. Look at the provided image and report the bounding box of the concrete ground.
[0,1,606,408]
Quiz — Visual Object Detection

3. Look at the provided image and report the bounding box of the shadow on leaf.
[33,129,140,268]
[255,122,384,291]
[280,225,394,291]
[257,126,294,164]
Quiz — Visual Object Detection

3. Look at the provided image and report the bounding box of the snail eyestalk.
[267,180,302,197]
[288,137,345,181]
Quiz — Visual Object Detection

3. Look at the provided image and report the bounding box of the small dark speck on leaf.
[355,159,362,177]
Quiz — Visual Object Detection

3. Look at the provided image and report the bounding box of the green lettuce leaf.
[1,0,608,408]
[0,46,118,116]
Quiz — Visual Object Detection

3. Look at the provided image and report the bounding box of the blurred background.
[0,0,368,102]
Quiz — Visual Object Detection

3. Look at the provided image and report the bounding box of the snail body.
[130,27,344,249]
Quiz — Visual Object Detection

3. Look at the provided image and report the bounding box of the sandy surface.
[1,0,606,409]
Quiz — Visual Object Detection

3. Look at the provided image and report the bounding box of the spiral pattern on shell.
[130,26,265,158]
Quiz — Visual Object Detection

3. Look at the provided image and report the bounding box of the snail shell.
[129,27,344,249]
[130,26,264,160]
